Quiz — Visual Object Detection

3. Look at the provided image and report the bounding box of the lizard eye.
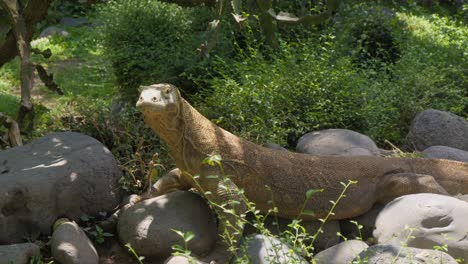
[163,88,171,98]
[151,97,157,102]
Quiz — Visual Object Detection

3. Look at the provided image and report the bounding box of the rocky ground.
[0,109,467,264]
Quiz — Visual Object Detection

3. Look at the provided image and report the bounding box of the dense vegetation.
[0,0,467,192]
[0,0,466,262]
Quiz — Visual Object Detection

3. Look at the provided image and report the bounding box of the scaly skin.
[136,83,468,261]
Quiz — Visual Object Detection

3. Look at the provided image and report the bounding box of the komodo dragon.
[136,83,468,261]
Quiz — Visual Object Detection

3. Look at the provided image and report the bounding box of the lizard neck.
[142,103,184,165]
[143,98,222,170]
[179,99,223,158]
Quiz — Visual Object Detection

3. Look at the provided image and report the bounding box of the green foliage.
[97,0,215,100]
[125,243,145,264]
[89,225,114,244]
[197,1,467,147]
[69,101,172,194]
[198,32,366,146]
[353,6,468,144]
[171,229,196,259]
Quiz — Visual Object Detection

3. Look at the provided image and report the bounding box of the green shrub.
[196,1,466,148]
[98,0,215,101]
[68,100,173,194]
[357,10,467,145]
[197,32,367,147]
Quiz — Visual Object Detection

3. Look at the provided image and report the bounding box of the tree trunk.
[1,0,35,129]
[0,0,51,68]
[0,112,22,147]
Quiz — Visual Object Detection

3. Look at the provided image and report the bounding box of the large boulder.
[354,244,457,264]
[314,240,368,264]
[238,234,307,264]
[51,219,99,264]
[296,129,379,156]
[118,191,217,259]
[0,243,40,264]
[422,146,468,162]
[373,193,468,261]
[0,132,123,244]
[406,109,468,151]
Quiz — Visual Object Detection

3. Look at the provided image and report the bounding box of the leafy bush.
[68,100,172,194]
[197,32,367,147]
[98,0,215,100]
[196,1,466,148]
[349,7,401,69]
[340,2,467,145]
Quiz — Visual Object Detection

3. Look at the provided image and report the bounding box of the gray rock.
[51,220,99,264]
[457,194,468,203]
[422,145,468,162]
[0,243,40,264]
[296,129,379,156]
[239,234,307,264]
[0,132,123,243]
[340,203,385,241]
[38,26,70,38]
[244,215,341,251]
[118,191,217,259]
[164,256,207,264]
[314,240,368,264]
[353,244,457,264]
[60,17,89,27]
[406,109,468,151]
[374,193,468,262]
[264,143,288,151]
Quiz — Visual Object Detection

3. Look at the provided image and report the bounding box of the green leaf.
[306,188,324,199]
[171,229,184,238]
[302,209,316,217]
[203,154,222,166]
[184,232,195,242]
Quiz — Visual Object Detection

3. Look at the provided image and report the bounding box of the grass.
[0,22,117,140]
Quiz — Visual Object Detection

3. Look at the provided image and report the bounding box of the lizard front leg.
[189,166,247,263]
[376,172,449,203]
[152,168,191,196]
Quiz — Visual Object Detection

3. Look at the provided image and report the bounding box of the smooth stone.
[296,129,379,156]
[238,234,307,264]
[51,220,99,264]
[118,191,217,259]
[353,244,458,264]
[0,243,40,264]
[374,193,468,261]
[422,145,468,162]
[314,240,368,264]
[406,109,468,151]
[0,132,123,243]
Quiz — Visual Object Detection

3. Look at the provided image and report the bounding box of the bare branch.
[36,64,64,95]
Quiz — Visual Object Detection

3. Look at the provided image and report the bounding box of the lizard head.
[136,83,180,114]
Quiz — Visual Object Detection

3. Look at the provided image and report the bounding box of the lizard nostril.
[138,97,143,101]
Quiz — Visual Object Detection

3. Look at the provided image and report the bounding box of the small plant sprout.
[125,243,145,264]
[350,220,364,241]
[90,225,113,244]
[311,180,358,246]
[171,229,195,258]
